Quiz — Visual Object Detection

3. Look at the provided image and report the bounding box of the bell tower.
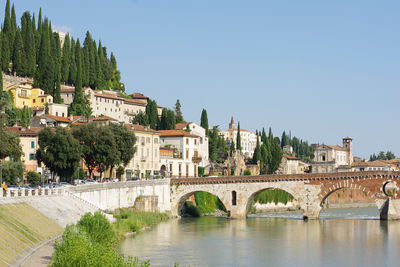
[342,137,353,165]
[229,116,236,129]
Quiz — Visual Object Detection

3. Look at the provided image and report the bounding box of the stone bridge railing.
[1,187,66,198]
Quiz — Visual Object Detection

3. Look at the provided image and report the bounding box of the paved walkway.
[20,241,55,267]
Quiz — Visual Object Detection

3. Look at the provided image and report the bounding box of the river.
[120,208,400,267]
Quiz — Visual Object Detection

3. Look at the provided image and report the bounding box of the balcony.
[192,156,202,163]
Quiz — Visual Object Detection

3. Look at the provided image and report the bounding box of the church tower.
[229,116,236,129]
[342,137,353,165]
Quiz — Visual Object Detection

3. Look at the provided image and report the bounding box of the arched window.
[232,191,237,206]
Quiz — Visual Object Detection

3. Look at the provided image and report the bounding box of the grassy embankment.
[0,203,63,266]
[51,210,169,267]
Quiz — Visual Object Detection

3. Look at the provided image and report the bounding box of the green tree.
[166,109,176,130]
[1,34,10,72]
[1,161,24,185]
[159,108,168,130]
[35,18,53,94]
[175,99,183,123]
[132,111,148,126]
[200,109,209,136]
[26,171,41,184]
[236,122,242,151]
[36,127,82,182]
[45,103,49,114]
[229,140,235,156]
[12,29,24,75]
[145,99,158,130]
[0,124,21,161]
[107,123,136,176]
[21,11,36,77]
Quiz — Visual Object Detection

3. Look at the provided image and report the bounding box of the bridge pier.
[301,204,322,220]
[376,198,400,220]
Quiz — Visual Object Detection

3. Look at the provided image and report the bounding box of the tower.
[229,116,236,129]
[342,137,353,165]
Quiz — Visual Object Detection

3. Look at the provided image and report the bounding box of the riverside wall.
[68,179,171,213]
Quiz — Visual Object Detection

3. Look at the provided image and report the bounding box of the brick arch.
[318,181,380,207]
[245,186,300,216]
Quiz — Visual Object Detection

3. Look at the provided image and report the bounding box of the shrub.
[26,171,41,184]
[77,212,116,245]
[1,161,24,184]
[198,167,205,177]
[243,170,251,176]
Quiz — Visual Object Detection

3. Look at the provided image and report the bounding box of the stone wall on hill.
[2,73,33,89]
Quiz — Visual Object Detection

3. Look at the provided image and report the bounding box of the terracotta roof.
[352,160,394,168]
[123,98,147,106]
[123,123,160,133]
[283,154,299,160]
[7,127,41,137]
[90,116,118,121]
[44,114,73,123]
[175,122,189,130]
[386,159,400,164]
[130,92,149,99]
[159,130,199,138]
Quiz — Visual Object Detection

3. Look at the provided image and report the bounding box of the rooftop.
[160,130,199,138]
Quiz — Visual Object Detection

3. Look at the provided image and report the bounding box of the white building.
[123,124,161,180]
[159,130,203,178]
[311,137,353,173]
[60,86,147,124]
[220,117,259,159]
[176,122,209,167]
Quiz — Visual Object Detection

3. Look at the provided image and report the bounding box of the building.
[6,82,53,109]
[311,137,353,173]
[5,127,42,174]
[220,117,259,159]
[175,122,209,167]
[31,115,81,128]
[123,124,161,180]
[276,154,310,175]
[60,86,147,124]
[159,130,202,178]
[350,160,398,172]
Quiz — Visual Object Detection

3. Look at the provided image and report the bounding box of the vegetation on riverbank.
[249,189,294,214]
[51,210,169,266]
[183,192,227,217]
[113,209,169,240]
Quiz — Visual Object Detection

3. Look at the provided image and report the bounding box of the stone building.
[6,82,53,109]
[159,130,203,178]
[220,117,259,159]
[311,137,353,173]
[175,122,209,167]
[5,127,42,174]
[123,124,161,180]
[60,86,147,124]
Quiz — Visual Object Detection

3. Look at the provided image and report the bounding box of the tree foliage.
[36,127,82,181]
[174,99,183,123]
[26,171,41,184]
[1,161,24,184]
[200,109,209,136]
[370,151,395,161]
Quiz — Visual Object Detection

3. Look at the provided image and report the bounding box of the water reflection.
[120,208,400,267]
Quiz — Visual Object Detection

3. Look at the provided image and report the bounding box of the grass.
[0,203,63,265]
[112,209,169,241]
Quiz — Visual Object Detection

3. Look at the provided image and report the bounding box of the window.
[154,149,158,157]
[194,139,197,145]
[186,138,189,145]
[31,141,35,148]
[154,138,158,144]
[146,137,150,143]
[186,149,189,159]
[186,164,189,177]
[33,99,36,103]
[62,113,65,117]
[170,164,173,175]
[322,155,326,161]
[232,191,237,206]
[41,98,44,102]
[141,137,145,144]
[56,112,58,116]
[29,153,35,160]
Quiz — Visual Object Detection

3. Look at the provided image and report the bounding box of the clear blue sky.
[12,0,400,158]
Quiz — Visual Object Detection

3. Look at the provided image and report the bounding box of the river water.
[120,208,400,267]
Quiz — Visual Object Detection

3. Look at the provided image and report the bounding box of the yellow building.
[6,82,53,109]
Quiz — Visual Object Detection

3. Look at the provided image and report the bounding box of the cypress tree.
[160,108,168,130]
[11,3,16,35]
[69,39,84,116]
[175,99,183,123]
[94,51,106,89]
[200,109,209,135]
[69,38,77,84]
[50,32,61,97]
[37,8,42,35]
[45,103,49,114]
[21,11,36,77]
[3,0,11,34]
[236,122,242,151]
[61,34,70,83]
[35,17,53,94]
[230,140,235,156]
[166,109,176,130]
[0,70,3,97]
[12,29,23,75]
[1,34,10,72]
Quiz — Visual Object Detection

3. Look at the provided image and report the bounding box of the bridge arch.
[172,188,230,217]
[319,182,375,208]
[245,186,300,216]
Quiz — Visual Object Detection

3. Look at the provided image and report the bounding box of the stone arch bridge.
[170,171,400,220]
